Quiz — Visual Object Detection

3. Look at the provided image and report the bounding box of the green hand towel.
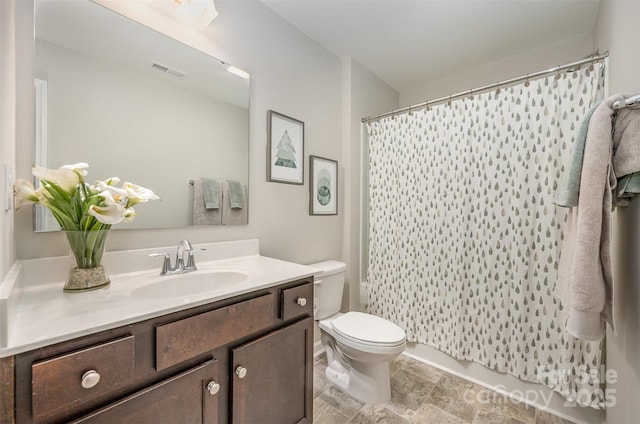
[554,104,599,207]
[228,180,244,209]
[203,178,220,210]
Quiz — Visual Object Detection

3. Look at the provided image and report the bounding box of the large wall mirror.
[33,0,250,231]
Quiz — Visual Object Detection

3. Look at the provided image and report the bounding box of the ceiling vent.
[151,62,186,78]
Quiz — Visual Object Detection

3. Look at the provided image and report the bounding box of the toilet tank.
[308,260,347,320]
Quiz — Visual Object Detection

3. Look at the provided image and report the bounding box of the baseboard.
[403,344,605,424]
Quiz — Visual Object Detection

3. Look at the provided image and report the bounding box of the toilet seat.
[331,312,405,347]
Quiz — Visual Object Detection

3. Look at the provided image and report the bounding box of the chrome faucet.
[149,239,206,276]
[175,239,194,271]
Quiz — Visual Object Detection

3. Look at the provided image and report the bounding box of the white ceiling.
[261,0,601,93]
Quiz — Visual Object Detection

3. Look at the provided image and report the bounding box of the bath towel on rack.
[556,93,640,341]
[556,93,640,207]
[192,178,222,225]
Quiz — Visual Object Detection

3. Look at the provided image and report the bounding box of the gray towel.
[554,104,599,207]
[612,105,640,175]
[192,179,221,225]
[203,178,220,210]
[617,172,640,205]
[221,181,248,225]
[555,94,625,341]
[612,106,640,205]
[228,180,245,209]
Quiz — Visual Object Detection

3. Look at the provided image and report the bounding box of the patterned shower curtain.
[366,63,606,407]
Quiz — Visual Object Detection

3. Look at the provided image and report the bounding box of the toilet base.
[325,359,392,404]
[321,332,395,404]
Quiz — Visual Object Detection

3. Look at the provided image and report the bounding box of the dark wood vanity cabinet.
[232,318,313,424]
[3,278,314,424]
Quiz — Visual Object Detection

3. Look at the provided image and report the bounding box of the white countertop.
[0,239,318,357]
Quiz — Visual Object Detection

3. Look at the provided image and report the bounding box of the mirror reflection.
[34,0,250,231]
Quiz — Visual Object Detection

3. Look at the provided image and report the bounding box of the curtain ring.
[524,74,530,87]
[469,89,474,100]
[495,83,501,95]
[588,58,595,72]
[555,67,561,80]
[447,95,452,107]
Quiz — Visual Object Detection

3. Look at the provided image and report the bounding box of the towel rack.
[613,93,640,110]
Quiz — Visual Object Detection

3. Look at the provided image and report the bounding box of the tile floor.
[313,354,575,424]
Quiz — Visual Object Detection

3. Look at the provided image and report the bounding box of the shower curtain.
[366,63,606,407]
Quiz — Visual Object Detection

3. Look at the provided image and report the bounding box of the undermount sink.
[131,270,249,299]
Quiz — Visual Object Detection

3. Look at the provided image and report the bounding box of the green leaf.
[44,203,80,231]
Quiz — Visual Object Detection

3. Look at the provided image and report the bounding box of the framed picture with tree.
[267,110,304,184]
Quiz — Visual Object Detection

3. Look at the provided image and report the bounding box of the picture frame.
[267,110,304,184]
[309,155,338,215]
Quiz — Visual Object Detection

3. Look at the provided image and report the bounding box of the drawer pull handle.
[81,370,101,389]
[296,297,307,307]
[235,366,247,379]
[207,381,220,395]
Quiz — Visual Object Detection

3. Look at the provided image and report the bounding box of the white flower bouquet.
[14,163,159,291]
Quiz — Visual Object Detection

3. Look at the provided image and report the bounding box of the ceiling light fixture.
[175,0,218,26]
[226,65,250,79]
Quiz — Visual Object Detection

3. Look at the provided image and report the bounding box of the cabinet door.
[231,318,313,424]
[71,359,220,424]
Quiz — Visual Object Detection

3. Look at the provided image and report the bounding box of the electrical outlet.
[4,163,12,211]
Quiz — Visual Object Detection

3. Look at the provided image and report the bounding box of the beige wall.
[12,0,344,266]
[399,32,594,108]
[594,1,640,422]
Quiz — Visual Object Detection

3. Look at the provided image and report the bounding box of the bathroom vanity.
[0,240,315,423]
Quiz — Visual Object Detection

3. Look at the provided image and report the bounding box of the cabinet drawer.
[31,335,135,423]
[156,293,275,371]
[71,359,220,424]
[281,283,313,321]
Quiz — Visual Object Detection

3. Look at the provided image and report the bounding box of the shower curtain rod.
[361,51,609,123]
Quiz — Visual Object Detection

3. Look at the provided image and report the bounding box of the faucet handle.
[185,248,206,270]
[149,252,172,275]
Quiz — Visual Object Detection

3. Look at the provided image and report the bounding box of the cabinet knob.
[81,370,101,389]
[235,366,247,379]
[206,380,220,395]
[296,297,307,306]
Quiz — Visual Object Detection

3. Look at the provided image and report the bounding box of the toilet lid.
[331,312,405,346]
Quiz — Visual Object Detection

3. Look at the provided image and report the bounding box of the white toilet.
[310,260,406,404]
